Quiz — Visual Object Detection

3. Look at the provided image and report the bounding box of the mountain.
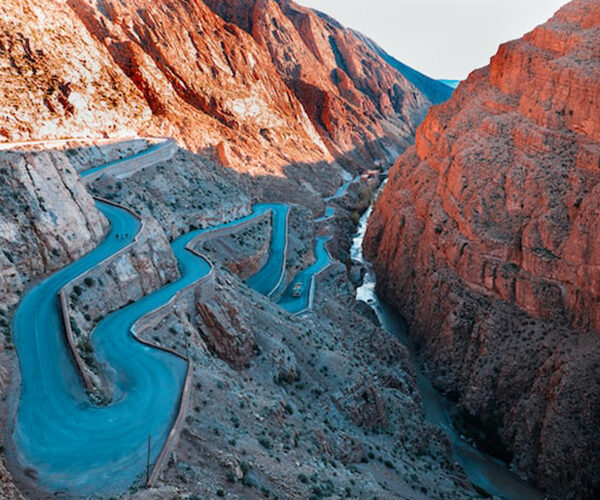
[364,1,600,498]
[439,79,460,89]
[351,31,454,105]
[0,1,464,498]
[1,0,444,180]
[202,0,438,170]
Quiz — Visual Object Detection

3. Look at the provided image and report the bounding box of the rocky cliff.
[2,0,440,190]
[204,0,432,169]
[0,0,152,141]
[0,149,108,312]
[364,1,600,498]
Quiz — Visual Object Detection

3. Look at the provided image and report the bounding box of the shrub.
[241,474,256,488]
[258,437,271,449]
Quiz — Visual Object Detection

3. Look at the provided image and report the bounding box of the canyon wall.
[365,1,600,498]
[0,0,153,141]
[66,0,334,176]
[0,150,108,312]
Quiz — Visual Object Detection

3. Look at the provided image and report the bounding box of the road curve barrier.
[82,138,177,183]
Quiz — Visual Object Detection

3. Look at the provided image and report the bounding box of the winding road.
[10,137,540,499]
[276,236,332,314]
[13,202,187,495]
[11,141,338,495]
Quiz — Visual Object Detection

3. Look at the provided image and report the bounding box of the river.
[350,194,545,500]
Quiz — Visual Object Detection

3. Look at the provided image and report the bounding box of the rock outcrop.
[0,0,152,141]
[0,149,108,312]
[199,213,273,280]
[364,1,600,498]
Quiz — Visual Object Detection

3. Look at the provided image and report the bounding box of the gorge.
[1,0,597,499]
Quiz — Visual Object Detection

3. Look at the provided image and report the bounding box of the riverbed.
[350,196,544,500]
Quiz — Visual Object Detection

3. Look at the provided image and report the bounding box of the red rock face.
[0,0,152,141]
[2,0,436,182]
[365,1,600,497]
[66,0,335,177]
[203,0,430,169]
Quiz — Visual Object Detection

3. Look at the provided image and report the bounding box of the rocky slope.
[353,32,454,106]
[364,1,600,498]
[1,0,441,192]
[65,216,179,401]
[0,0,152,141]
[204,0,431,170]
[132,259,478,499]
[0,149,108,312]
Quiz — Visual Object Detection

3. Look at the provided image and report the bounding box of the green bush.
[258,437,271,449]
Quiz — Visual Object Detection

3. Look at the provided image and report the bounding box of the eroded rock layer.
[364,1,600,498]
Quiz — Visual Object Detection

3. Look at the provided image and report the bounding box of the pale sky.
[298,0,569,80]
